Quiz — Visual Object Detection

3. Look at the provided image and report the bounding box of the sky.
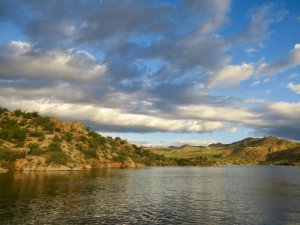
[0,0,300,146]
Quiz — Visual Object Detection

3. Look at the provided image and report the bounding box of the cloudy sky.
[0,0,300,146]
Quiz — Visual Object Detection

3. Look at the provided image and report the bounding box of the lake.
[0,166,299,225]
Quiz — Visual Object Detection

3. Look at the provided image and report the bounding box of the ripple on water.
[0,166,299,225]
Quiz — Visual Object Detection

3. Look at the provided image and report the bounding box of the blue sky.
[0,0,300,146]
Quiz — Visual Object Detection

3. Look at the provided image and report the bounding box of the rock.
[123,159,137,168]
[61,121,73,133]
[46,164,72,171]
[0,168,9,173]
[72,121,87,134]
[15,159,29,170]
[107,162,123,168]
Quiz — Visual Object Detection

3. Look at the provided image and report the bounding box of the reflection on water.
[0,166,299,225]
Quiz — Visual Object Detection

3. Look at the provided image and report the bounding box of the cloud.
[287,82,300,94]
[0,41,107,82]
[0,97,224,133]
[257,44,300,76]
[233,3,287,43]
[175,139,217,146]
[208,63,254,87]
[0,0,300,143]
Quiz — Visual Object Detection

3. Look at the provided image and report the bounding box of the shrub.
[113,149,129,162]
[0,147,26,162]
[23,111,39,119]
[82,149,98,159]
[29,131,45,138]
[78,135,88,143]
[63,132,73,142]
[0,107,8,114]
[47,142,62,152]
[14,109,24,117]
[0,119,27,143]
[75,143,84,151]
[46,141,70,165]
[35,116,55,132]
[47,150,70,165]
[28,143,43,156]
[53,135,61,143]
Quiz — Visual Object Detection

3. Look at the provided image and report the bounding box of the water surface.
[0,166,299,225]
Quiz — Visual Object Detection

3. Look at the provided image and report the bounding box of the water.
[0,166,299,225]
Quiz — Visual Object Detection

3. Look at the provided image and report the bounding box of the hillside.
[0,107,172,172]
[148,136,300,166]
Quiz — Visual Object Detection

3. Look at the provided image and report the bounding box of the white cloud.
[0,41,107,82]
[177,104,263,126]
[257,43,300,76]
[0,97,224,133]
[266,102,300,119]
[175,139,217,146]
[287,82,300,94]
[252,80,261,86]
[209,63,254,87]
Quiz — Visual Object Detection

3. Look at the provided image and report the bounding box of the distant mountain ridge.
[148,136,300,166]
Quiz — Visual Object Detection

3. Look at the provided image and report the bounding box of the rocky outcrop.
[1,108,169,171]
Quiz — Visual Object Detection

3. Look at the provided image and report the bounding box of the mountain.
[148,136,300,166]
[0,107,171,172]
[1,106,299,173]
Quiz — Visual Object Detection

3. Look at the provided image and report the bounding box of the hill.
[148,136,300,166]
[0,107,172,172]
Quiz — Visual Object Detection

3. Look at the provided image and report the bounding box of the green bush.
[78,135,88,143]
[29,130,45,141]
[47,142,62,152]
[0,147,26,162]
[53,135,61,142]
[75,143,84,151]
[29,131,45,138]
[47,150,70,165]
[63,132,73,142]
[82,149,98,159]
[23,111,39,119]
[113,149,129,162]
[28,143,43,156]
[0,107,8,114]
[0,119,27,143]
[35,116,55,132]
[46,141,70,165]
[14,109,24,117]
[88,131,107,145]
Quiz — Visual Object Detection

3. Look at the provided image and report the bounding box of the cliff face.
[0,107,169,171]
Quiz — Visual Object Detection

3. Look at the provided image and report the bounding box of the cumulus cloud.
[208,63,254,87]
[0,97,224,133]
[0,41,107,82]
[287,82,300,94]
